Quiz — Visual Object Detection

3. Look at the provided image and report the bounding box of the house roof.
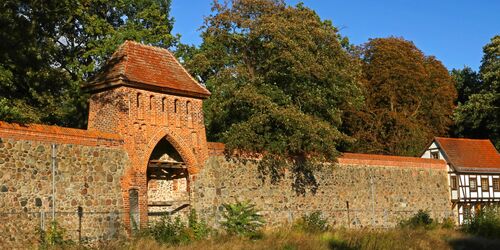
[85,40,211,98]
[433,137,500,173]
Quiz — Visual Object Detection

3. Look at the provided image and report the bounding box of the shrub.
[37,221,73,249]
[221,201,265,238]
[188,209,211,240]
[463,205,500,239]
[294,211,329,233]
[440,217,456,229]
[146,210,212,245]
[399,210,436,229]
[148,215,191,245]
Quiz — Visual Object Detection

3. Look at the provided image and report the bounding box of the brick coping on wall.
[207,142,446,170]
[207,142,225,156]
[339,153,446,169]
[0,121,123,147]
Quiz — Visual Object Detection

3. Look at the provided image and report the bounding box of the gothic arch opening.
[146,137,190,223]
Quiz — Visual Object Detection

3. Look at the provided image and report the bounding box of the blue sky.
[171,0,499,71]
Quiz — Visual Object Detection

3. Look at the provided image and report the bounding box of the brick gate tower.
[85,41,211,228]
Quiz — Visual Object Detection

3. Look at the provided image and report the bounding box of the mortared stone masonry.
[0,41,453,248]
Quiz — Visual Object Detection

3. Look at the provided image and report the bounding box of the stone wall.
[0,121,455,248]
[192,155,453,228]
[0,123,129,248]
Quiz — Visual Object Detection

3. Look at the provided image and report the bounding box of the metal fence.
[0,207,456,248]
[199,207,457,229]
[0,209,131,249]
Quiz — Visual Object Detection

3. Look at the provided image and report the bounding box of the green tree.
[0,0,176,127]
[453,35,500,149]
[183,0,362,187]
[451,67,482,104]
[343,37,457,156]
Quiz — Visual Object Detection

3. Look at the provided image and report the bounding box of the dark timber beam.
[148,160,187,169]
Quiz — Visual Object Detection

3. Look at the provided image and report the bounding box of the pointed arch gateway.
[144,128,199,222]
[85,41,211,231]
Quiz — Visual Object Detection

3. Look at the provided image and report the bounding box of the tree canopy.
[452,35,500,148]
[343,37,457,156]
[182,0,362,189]
[0,0,176,127]
[1,0,497,160]
[451,67,482,105]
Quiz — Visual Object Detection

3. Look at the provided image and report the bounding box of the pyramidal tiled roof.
[87,40,210,98]
[434,137,500,173]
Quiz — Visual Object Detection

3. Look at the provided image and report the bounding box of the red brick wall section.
[339,153,447,170]
[87,86,210,228]
[0,121,124,147]
[207,142,225,156]
[205,143,446,170]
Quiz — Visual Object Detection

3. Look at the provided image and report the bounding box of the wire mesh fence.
[198,207,457,229]
[0,209,131,249]
[0,207,456,248]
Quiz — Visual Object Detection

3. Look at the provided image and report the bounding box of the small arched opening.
[174,99,181,127]
[186,101,193,128]
[146,137,190,223]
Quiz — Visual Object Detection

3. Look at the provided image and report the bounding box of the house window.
[493,178,500,192]
[450,176,458,190]
[481,178,489,192]
[430,151,439,159]
[463,206,471,221]
[470,178,477,192]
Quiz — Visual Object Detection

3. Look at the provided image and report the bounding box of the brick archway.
[142,127,199,175]
[85,41,211,231]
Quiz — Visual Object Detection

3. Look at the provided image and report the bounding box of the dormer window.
[430,151,439,159]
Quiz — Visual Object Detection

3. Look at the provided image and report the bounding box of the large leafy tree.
[0,0,176,127]
[451,67,482,105]
[343,37,457,156]
[453,35,500,148]
[183,0,362,189]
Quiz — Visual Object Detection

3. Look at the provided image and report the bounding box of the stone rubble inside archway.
[146,138,191,223]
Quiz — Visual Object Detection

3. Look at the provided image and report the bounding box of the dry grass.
[123,229,330,250]
[65,227,500,250]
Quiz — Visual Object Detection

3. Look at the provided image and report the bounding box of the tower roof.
[85,41,210,98]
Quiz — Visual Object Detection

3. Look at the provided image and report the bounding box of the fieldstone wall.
[192,156,453,228]
[0,137,129,249]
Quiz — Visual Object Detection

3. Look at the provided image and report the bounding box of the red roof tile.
[87,41,210,98]
[434,137,500,173]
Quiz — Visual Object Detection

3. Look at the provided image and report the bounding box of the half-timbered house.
[421,137,500,224]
